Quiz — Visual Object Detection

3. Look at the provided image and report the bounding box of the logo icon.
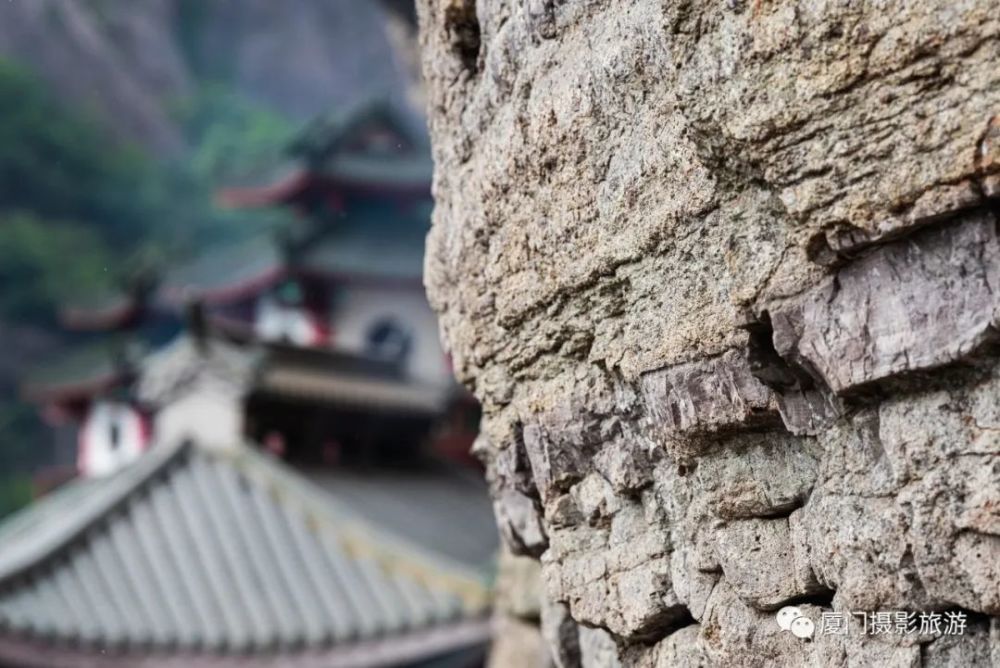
[776,606,814,639]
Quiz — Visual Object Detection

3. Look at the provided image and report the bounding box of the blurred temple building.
[0,437,492,667]
[5,100,497,667]
[24,98,481,475]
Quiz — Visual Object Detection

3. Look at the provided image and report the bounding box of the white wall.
[330,286,451,386]
[78,400,149,477]
[254,293,321,346]
[153,382,244,450]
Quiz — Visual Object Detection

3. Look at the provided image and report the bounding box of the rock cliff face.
[416,1,1000,665]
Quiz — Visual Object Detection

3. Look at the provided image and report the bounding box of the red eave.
[160,268,286,308]
[215,171,313,209]
[22,374,122,404]
[60,301,140,332]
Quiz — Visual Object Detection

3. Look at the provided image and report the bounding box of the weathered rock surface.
[489,548,555,667]
[488,615,553,668]
[417,0,1000,664]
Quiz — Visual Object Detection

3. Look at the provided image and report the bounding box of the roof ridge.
[217,445,492,612]
[0,440,191,586]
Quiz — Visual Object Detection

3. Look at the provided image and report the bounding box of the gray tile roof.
[290,97,433,183]
[0,441,491,663]
[298,220,429,282]
[308,467,499,570]
[156,234,283,303]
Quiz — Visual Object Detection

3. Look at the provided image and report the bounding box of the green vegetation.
[0,59,182,248]
[0,212,114,323]
[177,83,297,187]
[0,476,32,522]
[0,59,293,324]
[0,396,45,520]
[0,59,296,517]
[0,60,196,319]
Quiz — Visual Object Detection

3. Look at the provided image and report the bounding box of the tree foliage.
[0,476,32,521]
[0,59,156,249]
[178,84,296,186]
[0,60,286,323]
[0,60,294,516]
[0,212,115,322]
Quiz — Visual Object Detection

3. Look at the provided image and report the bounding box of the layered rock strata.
[417,1,1000,664]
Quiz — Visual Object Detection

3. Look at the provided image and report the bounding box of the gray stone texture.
[417,0,1000,665]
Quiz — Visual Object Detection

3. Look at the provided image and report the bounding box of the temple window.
[364,317,412,365]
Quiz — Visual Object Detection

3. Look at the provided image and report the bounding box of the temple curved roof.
[0,440,492,666]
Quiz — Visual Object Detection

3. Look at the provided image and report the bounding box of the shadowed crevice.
[444,0,481,75]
